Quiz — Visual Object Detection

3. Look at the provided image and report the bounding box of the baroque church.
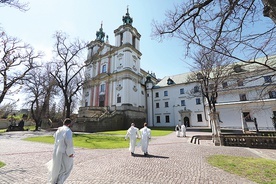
[73,9,276,132]
[74,8,158,132]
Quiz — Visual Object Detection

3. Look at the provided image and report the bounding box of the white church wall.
[217,106,243,129]
[152,82,209,127]
[217,100,276,130]
[124,31,132,44]
[136,38,140,51]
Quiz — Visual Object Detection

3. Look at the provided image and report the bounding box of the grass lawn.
[24,128,173,149]
[207,155,276,184]
[24,134,129,149]
[0,161,5,168]
[101,127,173,136]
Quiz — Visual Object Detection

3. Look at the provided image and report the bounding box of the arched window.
[102,64,106,73]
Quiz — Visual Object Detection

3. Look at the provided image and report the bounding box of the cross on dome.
[122,6,133,25]
[95,21,105,42]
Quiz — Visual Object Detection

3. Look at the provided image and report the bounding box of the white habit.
[140,127,151,154]
[181,124,186,137]
[48,125,74,184]
[125,126,140,153]
[175,125,180,137]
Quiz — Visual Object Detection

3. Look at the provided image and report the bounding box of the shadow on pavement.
[132,154,169,159]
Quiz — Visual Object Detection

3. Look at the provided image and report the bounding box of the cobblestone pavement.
[0,130,275,184]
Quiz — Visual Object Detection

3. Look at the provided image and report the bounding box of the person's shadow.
[132,153,169,159]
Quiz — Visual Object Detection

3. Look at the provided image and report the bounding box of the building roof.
[154,55,276,88]
[154,72,194,88]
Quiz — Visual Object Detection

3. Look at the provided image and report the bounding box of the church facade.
[75,9,157,132]
[75,9,276,132]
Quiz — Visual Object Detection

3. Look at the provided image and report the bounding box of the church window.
[269,91,276,98]
[120,33,123,46]
[181,100,185,106]
[197,114,203,122]
[100,84,105,92]
[156,103,159,108]
[132,35,136,48]
[239,94,247,101]
[180,88,185,94]
[196,98,201,105]
[194,86,200,93]
[117,96,121,103]
[102,64,106,73]
[243,112,252,122]
[165,115,170,123]
[155,92,159,98]
[167,78,175,85]
[156,116,161,123]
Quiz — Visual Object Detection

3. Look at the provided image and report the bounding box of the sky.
[0,0,189,80]
[1,0,190,109]
[1,0,272,109]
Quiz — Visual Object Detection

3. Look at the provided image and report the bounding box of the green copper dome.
[95,22,105,42]
[122,6,133,25]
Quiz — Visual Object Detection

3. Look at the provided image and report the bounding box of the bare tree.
[0,102,17,118]
[0,0,29,11]
[24,64,57,130]
[50,31,87,118]
[192,49,233,112]
[152,1,276,71]
[0,31,41,105]
[188,49,233,145]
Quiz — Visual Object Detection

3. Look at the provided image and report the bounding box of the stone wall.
[72,108,146,132]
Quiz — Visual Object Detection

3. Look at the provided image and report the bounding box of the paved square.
[0,131,275,184]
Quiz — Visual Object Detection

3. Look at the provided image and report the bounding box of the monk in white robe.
[181,124,186,137]
[125,123,140,156]
[175,124,181,137]
[140,123,151,156]
[48,118,74,184]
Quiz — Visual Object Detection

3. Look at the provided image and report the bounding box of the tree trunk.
[262,0,276,23]
[209,111,221,146]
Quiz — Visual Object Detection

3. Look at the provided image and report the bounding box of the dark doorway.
[99,95,105,107]
[184,117,190,127]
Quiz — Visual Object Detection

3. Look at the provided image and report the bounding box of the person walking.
[181,123,186,137]
[125,123,140,156]
[18,114,28,131]
[175,124,181,137]
[140,123,151,156]
[48,118,75,184]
